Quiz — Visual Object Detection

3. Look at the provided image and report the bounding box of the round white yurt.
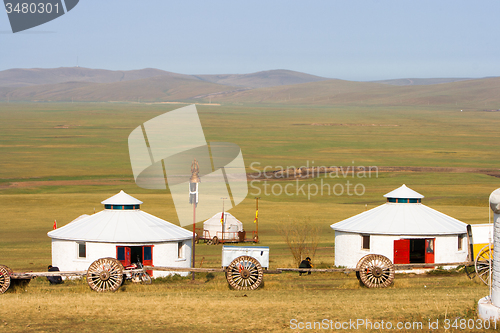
[331,185,468,268]
[47,190,193,277]
[203,212,244,242]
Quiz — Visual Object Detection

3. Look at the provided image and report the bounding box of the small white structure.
[203,212,244,242]
[47,191,193,277]
[221,245,270,268]
[477,188,500,321]
[331,185,468,268]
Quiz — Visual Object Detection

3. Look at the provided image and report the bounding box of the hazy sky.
[1,0,499,81]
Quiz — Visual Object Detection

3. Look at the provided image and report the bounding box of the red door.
[142,245,153,276]
[425,239,435,264]
[117,246,131,267]
[394,239,410,264]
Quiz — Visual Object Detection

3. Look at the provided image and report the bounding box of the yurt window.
[458,234,464,250]
[361,235,370,250]
[178,242,183,259]
[104,204,140,210]
[77,242,86,258]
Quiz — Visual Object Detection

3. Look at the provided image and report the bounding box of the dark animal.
[47,265,63,285]
[299,257,312,276]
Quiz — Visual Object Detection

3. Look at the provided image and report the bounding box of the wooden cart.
[0,224,492,293]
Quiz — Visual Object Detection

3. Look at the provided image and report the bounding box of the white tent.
[47,191,193,277]
[203,212,244,242]
[330,185,468,268]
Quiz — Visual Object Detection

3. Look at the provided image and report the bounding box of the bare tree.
[275,218,320,266]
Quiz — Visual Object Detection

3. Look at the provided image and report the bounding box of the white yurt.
[203,212,244,242]
[331,185,468,268]
[47,191,193,277]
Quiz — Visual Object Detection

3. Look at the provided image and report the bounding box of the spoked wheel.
[475,245,493,286]
[141,273,152,285]
[357,254,395,288]
[87,258,124,292]
[226,256,263,290]
[0,265,11,294]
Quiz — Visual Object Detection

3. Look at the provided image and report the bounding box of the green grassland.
[0,102,499,331]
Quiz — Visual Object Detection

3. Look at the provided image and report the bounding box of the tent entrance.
[409,239,425,263]
[130,246,143,264]
[116,245,153,271]
[393,238,435,264]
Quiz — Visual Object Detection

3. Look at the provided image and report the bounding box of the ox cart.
[0,224,493,293]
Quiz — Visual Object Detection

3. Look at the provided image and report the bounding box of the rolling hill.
[0,75,243,102]
[0,67,187,88]
[0,67,499,109]
[194,69,330,88]
[203,77,500,108]
[373,78,474,86]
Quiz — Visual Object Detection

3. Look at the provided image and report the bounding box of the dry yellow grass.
[0,273,491,333]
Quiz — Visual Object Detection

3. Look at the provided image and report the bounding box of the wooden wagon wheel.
[86,258,124,292]
[475,244,493,286]
[357,254,395,288]
[226,256,263,290]
[0,265,11,294]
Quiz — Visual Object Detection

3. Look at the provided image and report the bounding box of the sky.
[1,0,500,81]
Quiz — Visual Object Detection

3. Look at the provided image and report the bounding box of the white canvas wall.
[203,221,243,241]
[51,239,192,278]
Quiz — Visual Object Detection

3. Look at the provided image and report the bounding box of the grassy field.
[0,102,499,331]
[0,273,491,333]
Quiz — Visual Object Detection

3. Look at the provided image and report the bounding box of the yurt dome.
[48,190,191,243]
[330,185,468,268]
[47,191,192,277]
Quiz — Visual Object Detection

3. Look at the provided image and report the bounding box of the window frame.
[361,235,370,250]
[458,234,465,251]
[77,242,86,259]
[177,242,183,259]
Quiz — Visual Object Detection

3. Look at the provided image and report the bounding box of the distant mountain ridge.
[0,67,499,108]
[0,67,330,89]
[372,78,474,86]
[0,67,184,88]
[194,70,329,88]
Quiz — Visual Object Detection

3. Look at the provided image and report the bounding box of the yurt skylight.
[101,190,143,210]
[383,184,424,204]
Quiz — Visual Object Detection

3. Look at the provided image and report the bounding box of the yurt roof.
[383,184,424,199]
[204,212,243,227]
[331,185,466,235]
[101,190,143,205]
[48,192,190,243]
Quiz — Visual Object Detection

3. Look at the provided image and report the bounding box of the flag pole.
[189,159,200,281]
[255,197,260,242]
[221,197,227,242]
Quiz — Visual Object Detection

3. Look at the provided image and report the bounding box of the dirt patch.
[0,178,132,189]
[293,123,399,127]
